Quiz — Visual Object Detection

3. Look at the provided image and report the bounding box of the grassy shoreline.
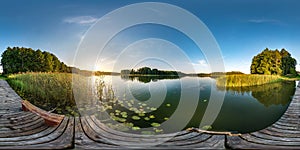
[216,74,299,88]
[6,72,78,115]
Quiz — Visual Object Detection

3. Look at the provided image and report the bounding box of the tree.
[251,48,297,76]
[1,47,71,74]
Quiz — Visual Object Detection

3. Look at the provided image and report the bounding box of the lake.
[76,75,296,134]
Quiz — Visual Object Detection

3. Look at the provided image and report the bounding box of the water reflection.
[121,75,180,83]
[75,76,296,134]
[217,81,296,107]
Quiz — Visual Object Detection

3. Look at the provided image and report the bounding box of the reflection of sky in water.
[92,76,295,133]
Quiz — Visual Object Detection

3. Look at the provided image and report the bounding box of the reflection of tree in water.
[121,75,180,83]
[217,81,296,107]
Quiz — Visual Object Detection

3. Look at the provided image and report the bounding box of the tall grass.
[7,72,114,116]
[7,73,78,115]
[216,74,283,87]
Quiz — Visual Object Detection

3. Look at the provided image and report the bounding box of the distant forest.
[121,67,180,76]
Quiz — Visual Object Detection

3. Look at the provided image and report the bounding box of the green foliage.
[216,74,282,87]
[1,47,71,74]
[121,67,179,76]
[7,73,78,115]
[250,48,297,76]
[0,74,7,80]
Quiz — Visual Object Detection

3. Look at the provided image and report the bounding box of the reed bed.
[7,72,78,115]
[216,74,283,87]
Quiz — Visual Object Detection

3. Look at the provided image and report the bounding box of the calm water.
[80,75,296,134]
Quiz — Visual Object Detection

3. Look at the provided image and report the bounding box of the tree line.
[121,67,179,76]
[1,47,72,74]
[251,48,297,76]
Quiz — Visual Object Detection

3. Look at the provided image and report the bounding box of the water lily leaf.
[164,117,169,120]
[144,117,150,121]
[166,103,171,107]
[127,103,132,107]
[203,99,207,102]
[150,107,157,111]
[138,113,145,117]
[201,125,212,130]
[118,118,126,122]
[155,129,163,133]
[151,122,161,127]
[132,126,140,130]
[125,123,134,127]
[149,115,155,119]
[120,112,127,115]
[132,116,141,120]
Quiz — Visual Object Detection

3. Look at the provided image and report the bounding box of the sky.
[1,0,300,74]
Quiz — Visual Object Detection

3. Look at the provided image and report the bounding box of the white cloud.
[198,60,208,67]
[191,59,211,73]
[247,19,280,24]
[63,16,98,25]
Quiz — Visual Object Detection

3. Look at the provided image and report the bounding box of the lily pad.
[138,113,145,117]
[150,107,157,111]
[155,129,163,133]
[149,115,155,119]
[201,125,212,130]
[120,112,127,115]
[203,99,207,102]
[166,103,171,107]
[132,126,140,130]
[124,123,134,127]
[132,116,141,120]
[144,117,150,121]
[151,122,161,127]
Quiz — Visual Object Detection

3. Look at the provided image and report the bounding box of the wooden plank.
[21,100,64,126]
[226,82,300,149]
[74,115,225,149]
[74,117,119,149]
[0,117,74,149]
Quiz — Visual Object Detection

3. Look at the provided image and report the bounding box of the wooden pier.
[0,79,299,149]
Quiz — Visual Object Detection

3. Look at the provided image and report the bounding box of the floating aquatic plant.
[151,122,161,127]
[132,126,140,130]
[132,116,141,120]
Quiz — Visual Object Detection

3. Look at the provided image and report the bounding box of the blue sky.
[1,0,300,73]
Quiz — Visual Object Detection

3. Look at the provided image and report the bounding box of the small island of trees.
[251,48,297,76]
[121,67,180,76]
[217,48,299,88]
